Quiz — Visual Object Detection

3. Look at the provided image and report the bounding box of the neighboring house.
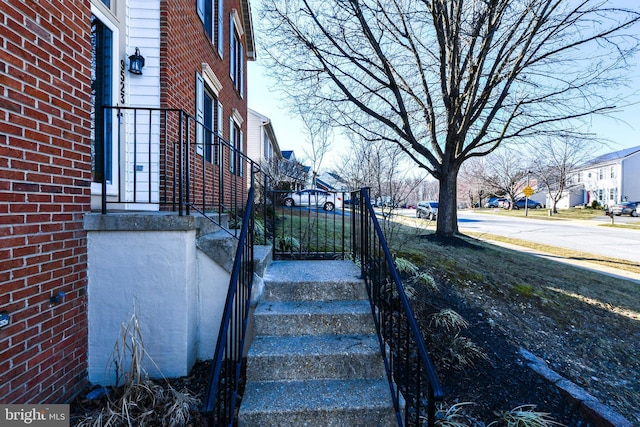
[247,108,282,166]
[273,150,308,190]
[560,145,640,208]
[316,172,349,192]
[1,0,255,403]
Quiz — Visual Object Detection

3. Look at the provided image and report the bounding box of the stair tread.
[239,378,394,413]
[254,299,371,316]
[264,260,362,285]
[248,334,380,357]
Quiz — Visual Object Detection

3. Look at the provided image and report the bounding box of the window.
[609,189,614,200]
[229,118,243,176]
[229,11,244,95]
[263,129,271,160]
[599,168,603,180]
[610,166,615,178]
[196,72,223,163]
[91,13,114,183]
[197,0,224,57]
[598,190,603,201]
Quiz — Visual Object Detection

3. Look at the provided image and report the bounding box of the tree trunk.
[436,168,459,238]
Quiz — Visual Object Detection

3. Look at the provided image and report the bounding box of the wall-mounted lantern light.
[128,47,145,75]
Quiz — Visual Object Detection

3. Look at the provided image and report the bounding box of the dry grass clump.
[433,403,564,427]
[74,314,201,427]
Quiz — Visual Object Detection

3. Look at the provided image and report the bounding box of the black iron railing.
[201,185,255,424]
[352,188,443,427]
[266,189,350,259]
[99,106,266,238]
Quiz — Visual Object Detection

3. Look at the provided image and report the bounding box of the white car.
[283,189,343,211]
[416,201,438,220]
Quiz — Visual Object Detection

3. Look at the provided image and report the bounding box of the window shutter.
[229,117,235,173]
[216,100,223,164]
[239,129,244,177]
[229,13,235,81]
[217,0,224,57]
[195,73,204,156]
[197,0,205,23]
[239,42,244,97]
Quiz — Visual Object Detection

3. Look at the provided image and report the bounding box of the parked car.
[498,199,511,209]
[513,199,543,210]
[485,197,508,208]
[416,201,438,220]
[283,189,343,211]
[609,201,639,216]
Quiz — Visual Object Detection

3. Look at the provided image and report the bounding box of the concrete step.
[246,334,385,381]
[237,378,397,427]
[263,260,365,302]
[253,300,374,336]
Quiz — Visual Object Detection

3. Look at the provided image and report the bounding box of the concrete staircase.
[238,260,398,427]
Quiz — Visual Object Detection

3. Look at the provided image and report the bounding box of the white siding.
[247,109,263,163]
[124,0,161,207]
[621,153,640,200]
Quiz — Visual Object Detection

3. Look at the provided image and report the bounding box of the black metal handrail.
[352,188,443,427]
[201,183,256,424]
[99,106,267,240]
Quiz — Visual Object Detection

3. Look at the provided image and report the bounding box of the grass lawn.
[471,206,606,220]
[384,218,639,423]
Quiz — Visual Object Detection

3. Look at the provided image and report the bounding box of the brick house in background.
[1,0,254,404]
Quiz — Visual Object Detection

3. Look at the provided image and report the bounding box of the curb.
[519,348,633,427]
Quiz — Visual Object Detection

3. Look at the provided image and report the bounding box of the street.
[393,208,640,265]
[456,210,640,264]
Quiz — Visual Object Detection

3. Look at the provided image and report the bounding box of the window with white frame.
[197,0,225,57]
[610,166,615,178]
[229,10,244,95]
[229,117,243,176]
[196,72,224,164]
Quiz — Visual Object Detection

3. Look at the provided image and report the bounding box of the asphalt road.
[456,210,640,264]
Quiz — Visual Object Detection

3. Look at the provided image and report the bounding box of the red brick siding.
[0,0,91,403]
[160,0,250,207]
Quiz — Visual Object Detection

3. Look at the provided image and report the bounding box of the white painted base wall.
[87,229,229,385]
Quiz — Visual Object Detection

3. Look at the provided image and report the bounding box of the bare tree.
[458,158,493,208]
[260,0,640,237]
[297,103,333,188]
[482,148,528,209]
[528,137,595,213]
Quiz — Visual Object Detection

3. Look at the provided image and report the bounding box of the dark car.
[609,201,639,216]
[513,199,543,210]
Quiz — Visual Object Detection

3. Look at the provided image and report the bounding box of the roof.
[577,145,640,169]
[240,0,256,60]
[282,150,294,160]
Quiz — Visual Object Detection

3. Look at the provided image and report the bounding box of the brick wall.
[0,0,92,403]
[161,0,251,204]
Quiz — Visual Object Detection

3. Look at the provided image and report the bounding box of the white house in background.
[247,108,282,166]
[316,171,349,192]
[561,145,640,208]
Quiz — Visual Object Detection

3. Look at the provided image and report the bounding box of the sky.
[246,2,640,170]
